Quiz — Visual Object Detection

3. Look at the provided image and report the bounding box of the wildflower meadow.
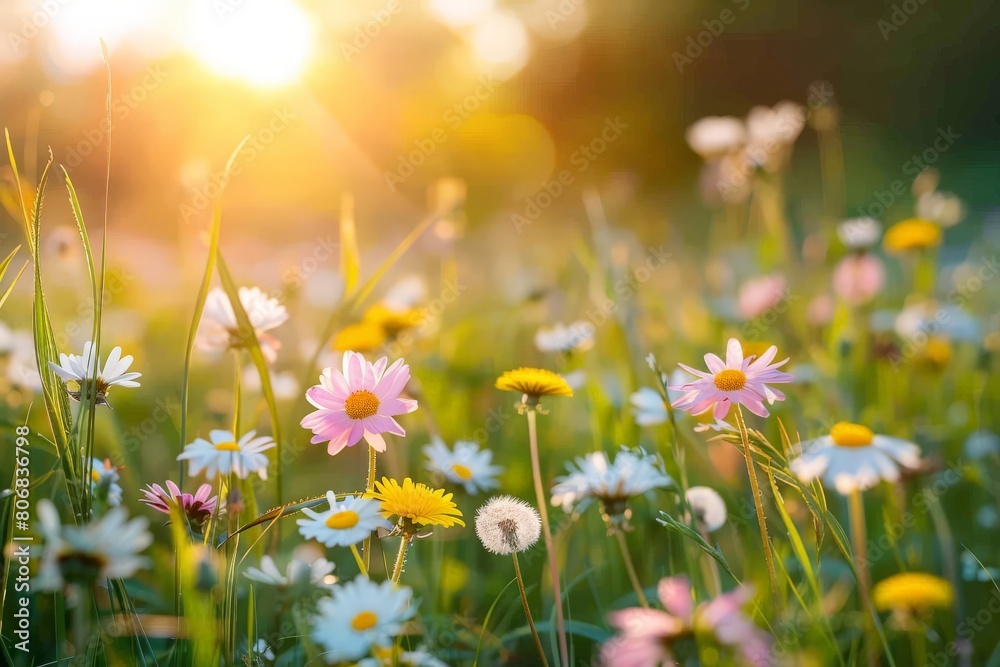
[0,2,998,666]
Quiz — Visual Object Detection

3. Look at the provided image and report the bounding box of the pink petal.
[725,338,743,367]
[364,431,387,452]
[657,576,694,620]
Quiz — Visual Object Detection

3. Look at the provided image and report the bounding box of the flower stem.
[391,536,410,584]
[848,487,878,667]
[614,529,649,608]
[513,552,549,667]
[363,446,377,570]
[72,588,91,666]
[350,544,368,578]
[733,405,780,611]
[526,407,569,667]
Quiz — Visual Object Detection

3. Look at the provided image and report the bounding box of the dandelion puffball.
[475,496,541,555]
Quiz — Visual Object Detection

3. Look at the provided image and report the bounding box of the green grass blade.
[473,577,518,667]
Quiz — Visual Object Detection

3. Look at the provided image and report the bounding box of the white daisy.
[297,492,393,548]
[474,495,541,555]
[88,458,123,507]
[244,554,336,589]
[534,321,595,354]
[177,429,275,480]
[684,486,727,532]
[789,422,922,494]
[693,417,735,433]
[311,576,415,664]
[423,437,503,494]
[48,341,141,406]
[551,447,673,516]
[837,217,882,249]
[197,286,288,363]
[35,499,151,590]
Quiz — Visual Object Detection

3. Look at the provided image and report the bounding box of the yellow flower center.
[451,463,473,480]
[324,510,360,530]
[713,369,746,392]
[214,440,240,451]
[345,390,380,420]
[351,610,378,631]
[830,422,874,447]
[91,469,102,483]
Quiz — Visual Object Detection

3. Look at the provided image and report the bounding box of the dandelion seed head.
[475,496,541,555]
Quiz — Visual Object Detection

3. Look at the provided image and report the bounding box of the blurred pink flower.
[670,338,792,419]
[833,253,885,306]
[807,293,834,327]
[602,576,771,666]
[139,480,219,526]
[737,274,786,319]
[301,352,418,456]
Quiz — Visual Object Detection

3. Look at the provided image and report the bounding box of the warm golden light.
[426,0,495,27]
[470,10,529,74]
[188,0,313,88]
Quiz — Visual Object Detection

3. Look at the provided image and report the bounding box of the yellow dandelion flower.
[919,337,952,370]
[873,572,954,612]
[366,477,465,529]
[364,304,423,336]
[883,218,942,254]
[495,367,573,399]
[331,321,387,353]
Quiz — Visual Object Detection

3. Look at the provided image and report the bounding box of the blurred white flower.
[837,217,882,249]
[197,286,288,363]
[35,499,151,590]
[551,447,672,517]
[474,495,541,555]
[382,275,428,311]
[241,365,300,400]
[423,438,503,494]
[685,486,727,532]
[88,458,122,507]
[630,387,667,426]
[534,321,595,354]
[745,101,805,151]
[685,116,746,160]
[917,191,965,228]
[244,554,335,589]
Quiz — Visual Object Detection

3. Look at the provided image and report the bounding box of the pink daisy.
[602,576,771,666]
[670,338,793,419]
[139,480,219,527]
[300,351,418,456]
